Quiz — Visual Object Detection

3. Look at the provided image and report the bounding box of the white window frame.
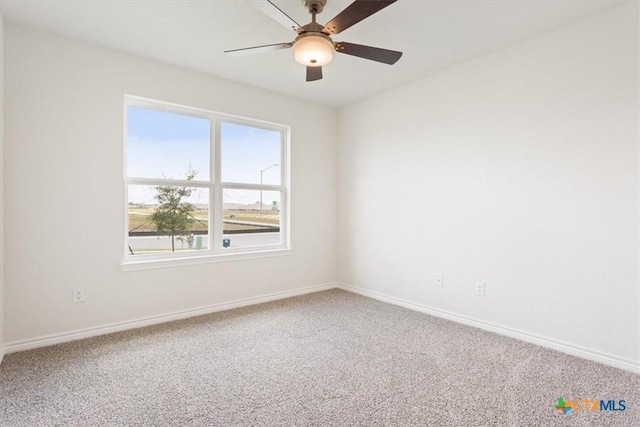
[122,95,291,271]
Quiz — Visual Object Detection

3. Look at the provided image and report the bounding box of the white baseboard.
[3,282,338,355]
[336,283,640,375]
[4,282,638,375]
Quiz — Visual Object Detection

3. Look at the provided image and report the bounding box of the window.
[124,96,289,267]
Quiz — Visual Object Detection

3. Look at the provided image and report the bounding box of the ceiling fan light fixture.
[293,34,334,67]
[227,0,403,82]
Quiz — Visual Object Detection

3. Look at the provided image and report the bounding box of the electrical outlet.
[475,282,485,297]
[72,287,85,303]
[436,274,443,288]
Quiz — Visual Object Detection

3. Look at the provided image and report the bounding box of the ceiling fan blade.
[323,0,396,35]
[247,0,302,32]
[306,66,323,82]
[335,42,402,65]
[224,42,293,57]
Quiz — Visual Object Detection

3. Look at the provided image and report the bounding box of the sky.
[127,106,282,205]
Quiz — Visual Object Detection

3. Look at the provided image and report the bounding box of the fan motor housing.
[302,0,327,14]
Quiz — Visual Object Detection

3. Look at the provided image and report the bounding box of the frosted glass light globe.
[294,35,334,67]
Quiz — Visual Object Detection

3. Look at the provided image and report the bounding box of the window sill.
[120,248,292,272]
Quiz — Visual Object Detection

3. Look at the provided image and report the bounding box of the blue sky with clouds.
[127,106,281,205]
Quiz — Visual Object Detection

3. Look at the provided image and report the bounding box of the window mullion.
[128,177,210,187]
[220,183,283,192]
[213,118,223,252]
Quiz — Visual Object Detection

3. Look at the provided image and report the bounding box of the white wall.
[2,23,337,345]
[338,4,640,363]
[0,11,4,363]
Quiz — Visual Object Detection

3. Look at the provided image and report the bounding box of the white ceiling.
[0,0,625,107]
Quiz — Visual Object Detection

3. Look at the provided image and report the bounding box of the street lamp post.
[260,163,279,215]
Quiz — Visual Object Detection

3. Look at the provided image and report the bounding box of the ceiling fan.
[224,0,402,82]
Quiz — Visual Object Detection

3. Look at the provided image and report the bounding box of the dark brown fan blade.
[306,66,323,82]
[247,0,302,32]
[224,42,293,56]
[323,0,396,35]
[335,42,402,64]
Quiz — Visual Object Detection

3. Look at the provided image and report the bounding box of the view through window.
[125,97,288,259]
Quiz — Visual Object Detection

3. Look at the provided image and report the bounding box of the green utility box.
[223,238,231,248]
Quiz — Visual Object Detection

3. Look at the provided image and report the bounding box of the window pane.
[221,122,281,185]
[128,185,209,254]
[223,189,280,248]
[127,106,210,180]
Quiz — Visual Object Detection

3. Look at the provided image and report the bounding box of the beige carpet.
[1,289,639,426]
